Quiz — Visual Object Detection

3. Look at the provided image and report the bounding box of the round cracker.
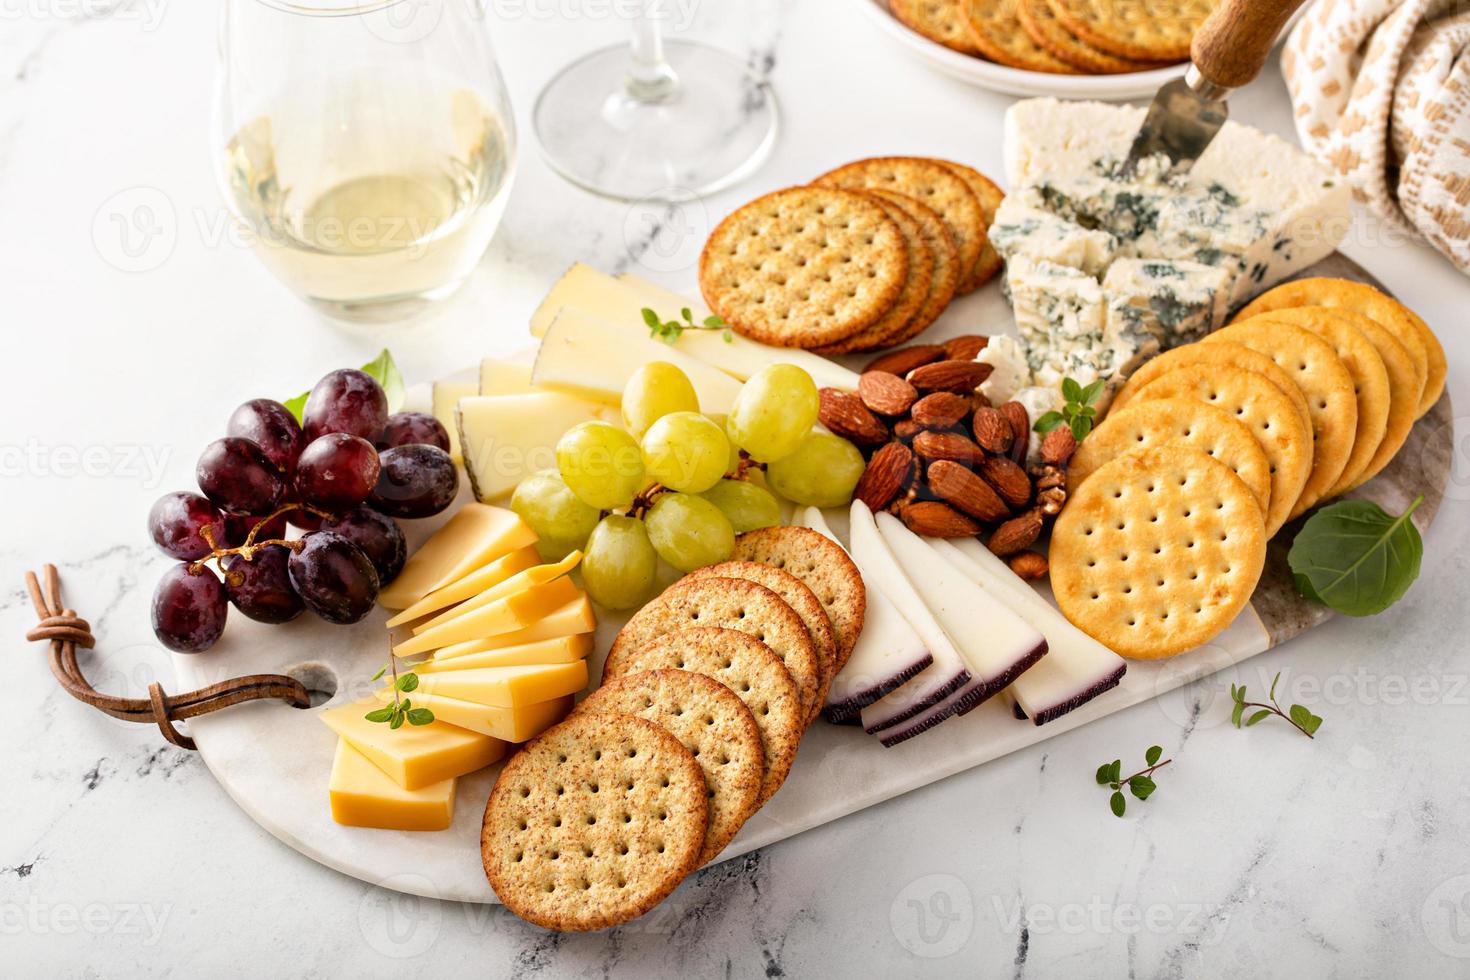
[849,189,963,347]
[1045,0,1214,61]
[699,186,909,349]
[814,157,987,292]
[1068,397,1273,519]
[928,159,1007,292]
[610,577,822,720]
[1202,319,1358,517]
[731,525,868,672]
[1129,364,1313,539]
[962,0,1081,74]
[683,560,838,724]
[482,712,707,932]
[1017,0,1172,73]
[1236,310,1391,498]
[889,0,983,54]
[1050,445,1267,660]
[603,627,803,807]
[1233,277,1445,417]
[580,670,764,865]
[1110,341,1314,437]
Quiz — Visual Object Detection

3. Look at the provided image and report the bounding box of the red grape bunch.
[148,368,460,653]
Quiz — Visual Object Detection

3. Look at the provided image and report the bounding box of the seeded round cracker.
[699,186,909,349]
[1234,277,1445,417]
[1235,310,1391,499]
[889,0,983,54]
[1129,364,1312,539]
[961,0,1081,74]
[579,670,764,866]
[1045,0,1215,61]
[814,157,987,295]
[610,577,821,720]
[683,560,838,724]
[1068,398,1272,519]
[603,628,803,807]
[853,190,963,346]
[1050,445,1267,660]
[1202,320,1357,517]
[730,525,867,672]
[1016,0,1173,73]
[927,159,1006,291]
[1110,341,1313,436]
[482,712,707,932]
[806,193,934,355]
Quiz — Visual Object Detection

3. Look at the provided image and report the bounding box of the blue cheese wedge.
[989,200,1117,276]
[976,334,1031,405]
[1102,258,1230,349]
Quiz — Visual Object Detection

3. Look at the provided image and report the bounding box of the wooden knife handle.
[1190,0,1308,90]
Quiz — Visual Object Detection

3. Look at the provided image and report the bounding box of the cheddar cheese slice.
[378,504,537,610]
[320,700,505,789]
[412,661,588,708]
[394,576,582,656]
[378,690,575,742]
[384,546,540,628]
[328,740,456,831]
[407,551,582,634]
[433,596,597,661]
[418,634,593,672]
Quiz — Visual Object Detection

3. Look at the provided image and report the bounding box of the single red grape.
[323,507,406,585]
[303,369,388,442]
[288,532,379,624]
[221,545,304,624]
[376,412,450,452]
[370,444,459,519]
[222,511,289,548]
[148,491,225,561]
[196,437,287,515]
[228,399,306,475]
[294,433,381,511]
[152,564,228,653]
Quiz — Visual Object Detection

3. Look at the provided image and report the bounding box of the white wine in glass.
[534,1,779,201]
[215,0,517,321]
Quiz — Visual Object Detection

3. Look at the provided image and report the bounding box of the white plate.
[856,0,1302,102]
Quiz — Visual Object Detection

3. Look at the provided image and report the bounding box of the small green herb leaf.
[1269,672,1280,702]
[1245,709,1272,727]
[389,711,405,730]
[1080,379,1107,406]
[364,706,395,723]
[1145,745,1162,767]
[371,664,388,682]
[1129,776,1156,800]
[1290,704,1323,735]
[1288,496,1424,616]
[1062,378,1083,403]
[1096,763,1113,785]
[1110,791,1127,817]
[1034,411,1065,434]
[285,349,405,423]
[1069,415,1092,442]
[396,673,419,693]
[406,708,435,726]
[1231,701,1245,727]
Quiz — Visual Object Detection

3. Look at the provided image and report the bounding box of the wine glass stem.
[625,1,679,103]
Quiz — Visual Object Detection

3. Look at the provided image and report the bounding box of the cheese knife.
[1124,0,1311,175]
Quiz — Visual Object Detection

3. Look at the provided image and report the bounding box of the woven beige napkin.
[1283,0,1470,274]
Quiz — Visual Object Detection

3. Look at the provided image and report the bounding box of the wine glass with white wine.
[533,1,779,201]
[214,0,516,322]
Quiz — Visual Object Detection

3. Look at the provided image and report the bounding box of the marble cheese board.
[170,255,1454,904]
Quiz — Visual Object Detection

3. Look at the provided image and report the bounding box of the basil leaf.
[283,349,404,424]
[1288,497,1425,616]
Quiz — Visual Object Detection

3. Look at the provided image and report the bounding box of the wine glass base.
[534,40,779,202]
[306,278,467,325]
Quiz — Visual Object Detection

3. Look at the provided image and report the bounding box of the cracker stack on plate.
[481,527,867,931]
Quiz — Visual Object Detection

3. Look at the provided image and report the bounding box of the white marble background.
[4,0,1469,976]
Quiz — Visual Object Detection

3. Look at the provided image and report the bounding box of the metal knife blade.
[1122,66,1231,177]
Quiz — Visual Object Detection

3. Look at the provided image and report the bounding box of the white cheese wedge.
[432,380,477,465]
[848,501,971,734]
[798,508,933,723]
[875,511,1048,712]
[936,539,1126,725]
[479,351,536,396]
[456,392,620,502]
[534,305,743,413]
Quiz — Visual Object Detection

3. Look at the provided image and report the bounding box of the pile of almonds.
[821,335,1077,580]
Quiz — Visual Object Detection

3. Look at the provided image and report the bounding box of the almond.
[906,360,993,395]
[998,400,1030,465]
[897,500,982,539]
[942,334,989,361]
[913,430,986,468]
[926,460,1010,523]
[971,406,1014,455]
[858,371,918,416]
[910,392,971,431]
[818,388,889,446]
[863,344,945,376]
[978,455,1033,508]
[893,419,923,442]
[1006,551,1049,581]
[854,441,914,512]
[1040,427,1078,466]
[988,509,1043,556]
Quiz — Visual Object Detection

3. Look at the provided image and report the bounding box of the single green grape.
[581,515,658,610]
[705,413,744,475]
[640,411,730,494]
[511,469,600,559]
[555,421,645,510]
[726,364,820,462]
[622,361,699,437]
[765,432,865,508]
[644,493,735,572]
[700,479,782,534]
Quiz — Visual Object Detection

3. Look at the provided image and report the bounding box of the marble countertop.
[5,0,1469,975]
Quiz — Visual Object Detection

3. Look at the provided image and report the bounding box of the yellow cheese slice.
[412,661,588,708]
[457,392,620,503]
[377,690,574,742]
[432,379,477,465]
[378,504,536,610]
[320,700,505,790]
[534,305,743,414]
[434,596,597,661]
[328,739,456,831]
[418,634,593,672]
[384,546,540,628]
[394,576,582,656]
[407,551,582,634]
[480,355,536,396]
